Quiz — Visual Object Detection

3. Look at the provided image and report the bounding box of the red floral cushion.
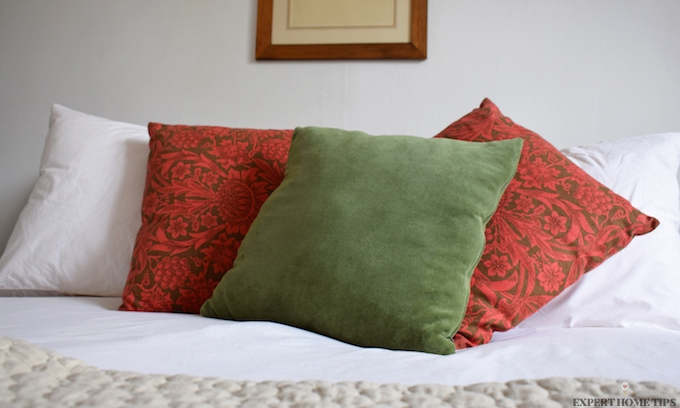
[435,99,659,349]
[120,123,292,312]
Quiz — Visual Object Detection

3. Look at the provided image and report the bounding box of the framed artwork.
[256,0,427,60]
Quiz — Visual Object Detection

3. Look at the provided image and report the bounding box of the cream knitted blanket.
[1,335,677,407]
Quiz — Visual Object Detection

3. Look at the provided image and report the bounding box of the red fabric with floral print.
[435,99,659,349]
[120,123,292,312]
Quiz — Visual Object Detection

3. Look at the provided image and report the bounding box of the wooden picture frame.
[256,0,427,60]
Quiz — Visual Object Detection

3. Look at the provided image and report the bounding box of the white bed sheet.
[1,296,679,387]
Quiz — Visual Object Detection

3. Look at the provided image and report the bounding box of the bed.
[1,100,679,406]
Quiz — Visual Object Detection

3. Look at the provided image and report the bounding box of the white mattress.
[1,296,679,387]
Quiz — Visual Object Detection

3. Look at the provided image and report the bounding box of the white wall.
[1,0,679,253]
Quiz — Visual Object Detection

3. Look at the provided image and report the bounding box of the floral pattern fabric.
[120,123,292,312]
[435,99,659,349]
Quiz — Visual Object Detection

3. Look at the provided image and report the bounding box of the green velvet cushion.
[200,127,522,355]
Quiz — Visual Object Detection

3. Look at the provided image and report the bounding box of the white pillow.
[0,105,149,296]
[516,132,680,331]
